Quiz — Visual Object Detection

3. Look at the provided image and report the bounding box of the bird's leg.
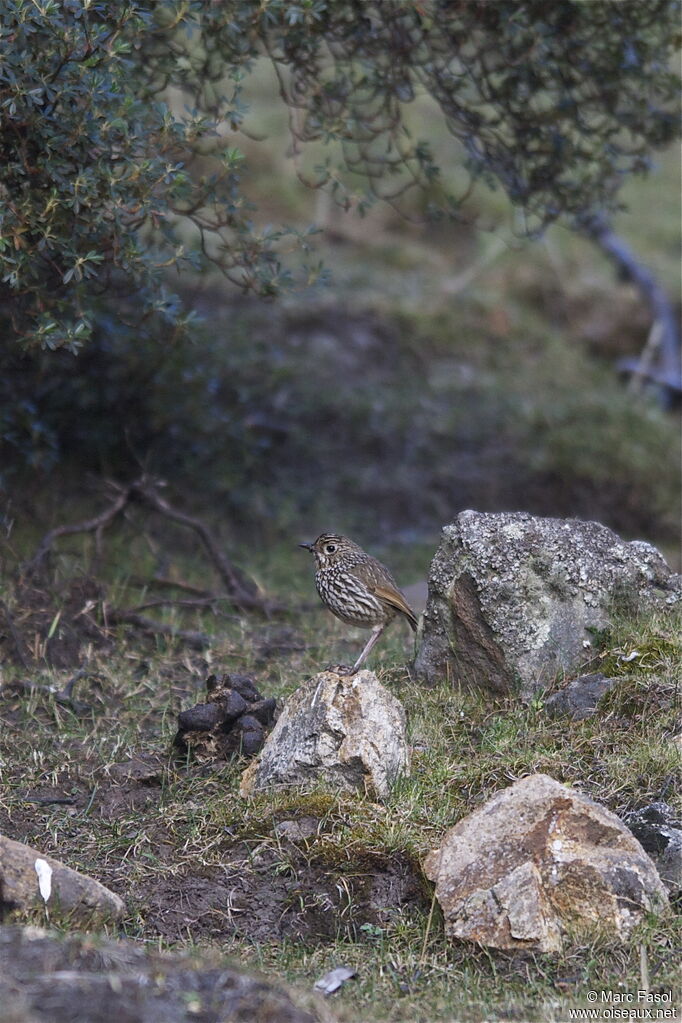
[350,623,388,674]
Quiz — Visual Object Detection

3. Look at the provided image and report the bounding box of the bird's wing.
[370,584,418,632]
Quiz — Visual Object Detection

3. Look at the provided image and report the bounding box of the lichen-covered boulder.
[424,774,669,953]
[414,510,680,696]
[240,671,409,800]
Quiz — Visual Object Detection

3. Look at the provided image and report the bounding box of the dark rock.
[544,673,619,720]
[219,689,249,722]
[0,925,317,1023]
[222,673,262,701]
[177,702,226,732]
[624,803,682,894]
[248,697,278,726]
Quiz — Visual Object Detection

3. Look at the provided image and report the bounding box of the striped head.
[298,533,364,570]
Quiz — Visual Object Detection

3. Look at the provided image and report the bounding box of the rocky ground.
[0,507,680,1022]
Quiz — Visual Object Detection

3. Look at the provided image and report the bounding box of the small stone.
[274,817,320,842]
[544,673,619,720]
[247,697,278,726]
[177,702,226,732]
[106,754,164,785]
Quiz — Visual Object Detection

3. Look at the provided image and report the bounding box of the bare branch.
[129,478,268,611]
[25,485,131,575]
[580,214,681,407]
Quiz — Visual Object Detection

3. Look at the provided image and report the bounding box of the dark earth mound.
[0,925,318,1023]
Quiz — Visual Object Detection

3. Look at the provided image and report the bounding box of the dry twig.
[24,476,277,615]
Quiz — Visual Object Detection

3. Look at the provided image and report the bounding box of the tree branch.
[24,476,279,615]
[580,214,681,407]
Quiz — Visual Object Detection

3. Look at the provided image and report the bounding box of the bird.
[299,533,418,674]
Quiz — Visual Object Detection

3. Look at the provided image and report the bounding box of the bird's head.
[298,533,359,568]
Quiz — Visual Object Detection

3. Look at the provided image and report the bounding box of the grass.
[0,532,680,1022]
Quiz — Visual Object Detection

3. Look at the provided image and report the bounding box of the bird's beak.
[298,542,313,551]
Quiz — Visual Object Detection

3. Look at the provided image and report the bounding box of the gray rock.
[106,753,165,785]
[424,774,669,953]
[273,817,320,842]
[625,803,682,895]
[414,510,680,696]
[544,673,619,720]
[240,670,409,800]
[0,834,124,923]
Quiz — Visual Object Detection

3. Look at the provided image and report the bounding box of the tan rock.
[0,834,124,922]
[240,670,409,800]
[424,774,668,952]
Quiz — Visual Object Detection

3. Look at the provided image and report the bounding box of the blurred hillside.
[183,62,681,553]
[5,60,681,564]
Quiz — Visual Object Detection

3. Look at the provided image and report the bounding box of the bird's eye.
[325,543,337,554]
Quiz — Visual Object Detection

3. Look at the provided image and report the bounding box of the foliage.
[1,0,680,353]
[177,0,681,230]
[0,0,315,353]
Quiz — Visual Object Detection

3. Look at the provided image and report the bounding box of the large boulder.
[0,834,124,922]
[423,774,669,953]
[240,671,409,800]
[414,511,680,695]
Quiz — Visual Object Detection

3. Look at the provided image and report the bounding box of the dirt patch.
[137,836,430,945]
[0,576,113,668]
